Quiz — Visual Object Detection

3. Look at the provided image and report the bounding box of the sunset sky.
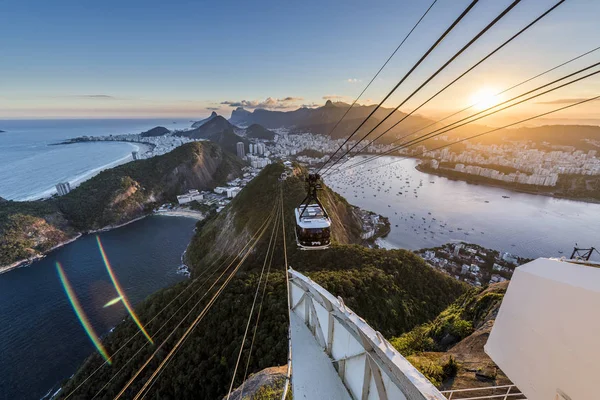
[1,0,599,123]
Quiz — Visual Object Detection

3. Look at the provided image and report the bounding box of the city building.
[56,182,71,196]
[226,187,241,198]
[132,151,140,160]
[502,252,519,265]
[236,142,245,158]
[453,243,463,256]
[176,189,203,204]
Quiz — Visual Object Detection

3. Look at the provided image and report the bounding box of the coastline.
[87,214,149,234]
[52,137,157,152]
[154,209,205,220]
[416,163,600,205]
[18,142,154,202]
[0,210,207,275]
[0,233,83,275]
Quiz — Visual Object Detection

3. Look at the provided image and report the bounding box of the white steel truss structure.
[288,268,447,400]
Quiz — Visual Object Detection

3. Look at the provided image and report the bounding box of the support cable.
[321,0,525,176]
[361,95,600,174]
[316,0,480,174]
[324,0,568,176]
[319,0,438,140]
[114,206,276,400]
[279,186,292,400]
[92,251,251,399]
[342,44,600,171]
[334,63,600,173]
[230,203,281,399]
[64,254,227,399]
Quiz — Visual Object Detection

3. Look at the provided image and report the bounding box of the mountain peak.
[140,126,170,137]
[324,100,334,107]
[246,124,275,140]
[191,112,219,128]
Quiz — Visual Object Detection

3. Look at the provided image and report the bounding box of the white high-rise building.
[131,151,140,160]
[56,182,71,196]
[236,142,245,158]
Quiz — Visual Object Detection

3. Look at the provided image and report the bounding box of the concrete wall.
[485,258,600,400]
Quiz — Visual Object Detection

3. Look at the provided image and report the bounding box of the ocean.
[0,118,192,201]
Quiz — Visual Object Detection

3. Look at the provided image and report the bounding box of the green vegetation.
[140,126,169,137]
[0,142,243,267]
[246,124,275,141]
[390,283,507,388]
[295,247,466,337]
[0,201,71,266]
[390,284,506,356]
[247,376,288,400]
[295,148,324,158]
[406,354,458,386]
[60,162,466,399]
[179,116,248,155]
[186,163,365,268]
[58,141,243,230]
[0,199,58,227]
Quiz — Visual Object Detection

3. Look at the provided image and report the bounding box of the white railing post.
[503,385,511,400]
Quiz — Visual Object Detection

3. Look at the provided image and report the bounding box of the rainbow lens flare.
[56,262,112,364]
[96,236,154,344]
[103,296,123,308]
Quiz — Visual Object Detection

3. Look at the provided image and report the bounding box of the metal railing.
[441,385,526,400]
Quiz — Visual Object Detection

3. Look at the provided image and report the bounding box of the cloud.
[206,106,220,111]
[221,96,304,110]
[346,78,361,84]
[536,98,600,105]
[301,102,320,108]
[323,95,346,100]
[72,94,116,99]
[280,96,304,102]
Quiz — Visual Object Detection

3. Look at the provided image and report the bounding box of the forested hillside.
[59,141,243,230]
[59,163,466,399]
[0,142,243,267]
[390,282,510,389]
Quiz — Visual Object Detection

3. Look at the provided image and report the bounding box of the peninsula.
[0,142,244,271]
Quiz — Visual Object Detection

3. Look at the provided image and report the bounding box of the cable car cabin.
[294,204,331,250]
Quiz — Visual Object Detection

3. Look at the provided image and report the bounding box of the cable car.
[295,173,331,250]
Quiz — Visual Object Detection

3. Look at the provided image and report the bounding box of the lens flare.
[56,262,112,364]
[96,236,153,344]
[103,296,123,308]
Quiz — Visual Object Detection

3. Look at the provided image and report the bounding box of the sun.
[470,88,500,111]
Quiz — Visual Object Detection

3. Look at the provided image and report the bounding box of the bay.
[0,118,191,201]
[325,156,600,261]
[0,215,197,400]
